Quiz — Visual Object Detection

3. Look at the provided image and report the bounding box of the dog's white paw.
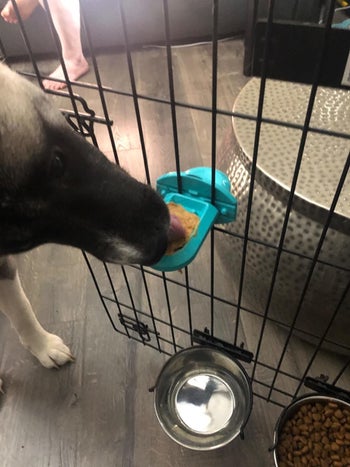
[21,332,74,369]
[0,378,4,394]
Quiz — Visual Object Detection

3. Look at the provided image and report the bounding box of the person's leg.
[39,0,89,90]
[1,0,39,24]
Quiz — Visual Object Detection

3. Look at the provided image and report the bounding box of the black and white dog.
[0,63,180,376]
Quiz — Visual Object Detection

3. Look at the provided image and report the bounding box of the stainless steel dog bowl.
[154,346,252,450]
[271,394,350,466]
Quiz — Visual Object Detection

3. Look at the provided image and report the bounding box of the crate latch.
[193,328,254,363]
[119,315,151,342]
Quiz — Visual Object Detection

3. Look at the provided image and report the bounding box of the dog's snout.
[142,213,187,266]
[142,233,168,266]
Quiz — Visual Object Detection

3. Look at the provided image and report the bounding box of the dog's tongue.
[168,214,186,243]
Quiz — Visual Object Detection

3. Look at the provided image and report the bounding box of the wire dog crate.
[1,0,350,448]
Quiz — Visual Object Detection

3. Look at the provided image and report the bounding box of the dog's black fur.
[0,63,170,265]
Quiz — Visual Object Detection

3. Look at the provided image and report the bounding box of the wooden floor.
[0,39,349,467]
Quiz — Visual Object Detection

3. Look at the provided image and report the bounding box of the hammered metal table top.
[232,78,350,222]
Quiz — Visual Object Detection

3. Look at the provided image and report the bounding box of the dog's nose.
[142,233,168,266]
[144,214,186,266]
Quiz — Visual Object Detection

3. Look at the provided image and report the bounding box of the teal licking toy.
[152,167,237,271]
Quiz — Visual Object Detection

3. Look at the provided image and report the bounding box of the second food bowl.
[272,394,350,466]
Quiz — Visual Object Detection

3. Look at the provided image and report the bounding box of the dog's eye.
[50,151,65,178]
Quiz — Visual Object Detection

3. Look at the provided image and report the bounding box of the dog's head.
[0,64,180,265]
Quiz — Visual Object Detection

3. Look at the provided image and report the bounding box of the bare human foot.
[42,57,89,90]
[1,0,38,24]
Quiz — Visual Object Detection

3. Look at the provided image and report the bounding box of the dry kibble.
[335,409,344,419]
[329,402,338,408]
[301,445,309,454]
[325,419,332,428]
[299,424,308,432]
[276,399,350,466]
[314,444,322,454]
